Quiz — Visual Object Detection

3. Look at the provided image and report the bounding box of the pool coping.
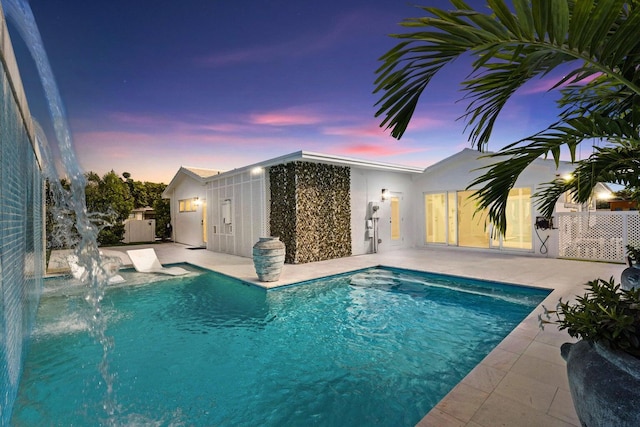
[50,243,624,427]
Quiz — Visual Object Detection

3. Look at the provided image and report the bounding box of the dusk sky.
[9,0,572,184]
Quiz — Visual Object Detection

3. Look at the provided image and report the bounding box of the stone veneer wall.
[269,162,351,264]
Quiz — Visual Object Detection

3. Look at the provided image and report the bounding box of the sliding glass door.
[424,188,532,251]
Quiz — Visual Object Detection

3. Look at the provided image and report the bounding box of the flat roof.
[205,150,424,181]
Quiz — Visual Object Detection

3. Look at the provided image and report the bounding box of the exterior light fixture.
[251,167,264,175]
[596,191,613,200]
[381,188,389,201]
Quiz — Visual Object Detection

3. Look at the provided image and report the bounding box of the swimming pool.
[12,266,550,426]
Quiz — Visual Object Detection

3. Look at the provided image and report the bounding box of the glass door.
[425,193,446,243]
[390,194,401,246]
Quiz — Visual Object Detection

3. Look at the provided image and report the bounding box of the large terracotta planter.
[252,237,285,282]
[561,340,640,427]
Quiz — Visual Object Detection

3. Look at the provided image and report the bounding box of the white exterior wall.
[350,168,417,255]
[167,175,207,247]
[206,169,267,258]
[412,149,572,257]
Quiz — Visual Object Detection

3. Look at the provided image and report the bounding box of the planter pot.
[621,266,640,290]
[561,340,640,427]
[252,237,286,282]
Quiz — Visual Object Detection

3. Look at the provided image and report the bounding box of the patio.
[49,243,624,426]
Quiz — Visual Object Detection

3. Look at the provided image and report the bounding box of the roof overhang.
[162,166,218,198]
[205,150,423,182]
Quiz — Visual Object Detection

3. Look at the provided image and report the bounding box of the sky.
[7,0,572,184]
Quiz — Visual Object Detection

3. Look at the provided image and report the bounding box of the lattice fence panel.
[558,212,640,263]
[628,214,640,246]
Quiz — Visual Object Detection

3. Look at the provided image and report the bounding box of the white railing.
[557,211,640,263]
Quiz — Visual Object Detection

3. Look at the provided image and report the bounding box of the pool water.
[12,266,550,426]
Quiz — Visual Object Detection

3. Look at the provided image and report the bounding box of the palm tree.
[374,0,640,234]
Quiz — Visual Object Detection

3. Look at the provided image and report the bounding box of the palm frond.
[375,0,640,143]
[470,113,639,234]
[375,0,640,234]
[535,139,640,217]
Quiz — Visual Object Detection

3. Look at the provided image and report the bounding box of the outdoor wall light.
[381,188,389,201]
[596,191,613,200]
[251,167,264,175]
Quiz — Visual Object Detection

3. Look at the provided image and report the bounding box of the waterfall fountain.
[0,0,122,423]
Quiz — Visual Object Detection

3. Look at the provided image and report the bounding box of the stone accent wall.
[269,162,351,264]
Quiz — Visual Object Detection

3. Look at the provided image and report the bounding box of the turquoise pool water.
[13,266,550,426]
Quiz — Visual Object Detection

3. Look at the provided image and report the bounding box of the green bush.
[541,277,640,357]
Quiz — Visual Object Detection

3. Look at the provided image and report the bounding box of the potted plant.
[540,277,640,426]
[622,245,640,289]
[626,244,640,268]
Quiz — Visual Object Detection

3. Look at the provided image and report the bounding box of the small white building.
[165,149,619,263]
[162,166,223,247]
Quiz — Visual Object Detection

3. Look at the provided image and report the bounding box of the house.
[203,151,423,262]
[164,148,611,263]
[162,166,224,247]
[165,151,423,262]
[413,148,574,255]
[608,200,637,211]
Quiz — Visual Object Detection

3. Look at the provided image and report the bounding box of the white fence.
[557,211,640,263]
[123,219,156,244]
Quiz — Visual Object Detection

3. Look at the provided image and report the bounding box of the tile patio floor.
[48,243,624,426]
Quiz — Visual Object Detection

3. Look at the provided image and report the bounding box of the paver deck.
[48,243,624,426]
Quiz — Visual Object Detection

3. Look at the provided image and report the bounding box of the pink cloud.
[325,115,448,139]
[249,111,323,126]
[405,116,448,131]
[520,73,602,95]
[323,123,388,138]
[338,143,426,157]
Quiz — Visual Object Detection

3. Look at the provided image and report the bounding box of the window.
[424,188,532,250]
[179,198,198,212]
[221,199,233,234]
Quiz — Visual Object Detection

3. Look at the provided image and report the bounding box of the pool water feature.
[1,0,130,419]
[13,266,549,426]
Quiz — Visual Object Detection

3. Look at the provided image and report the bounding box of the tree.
[45,170,170,247]
[153,197,172,240]
[374,0,640,234]
[84,170,134,245]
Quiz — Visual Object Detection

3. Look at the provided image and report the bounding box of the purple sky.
[10,0,568,183]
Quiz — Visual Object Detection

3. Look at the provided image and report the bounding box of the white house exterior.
[162,166,223,247]
[202,151,423,259]
[413,148,574,257]
[165,149,625,263]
